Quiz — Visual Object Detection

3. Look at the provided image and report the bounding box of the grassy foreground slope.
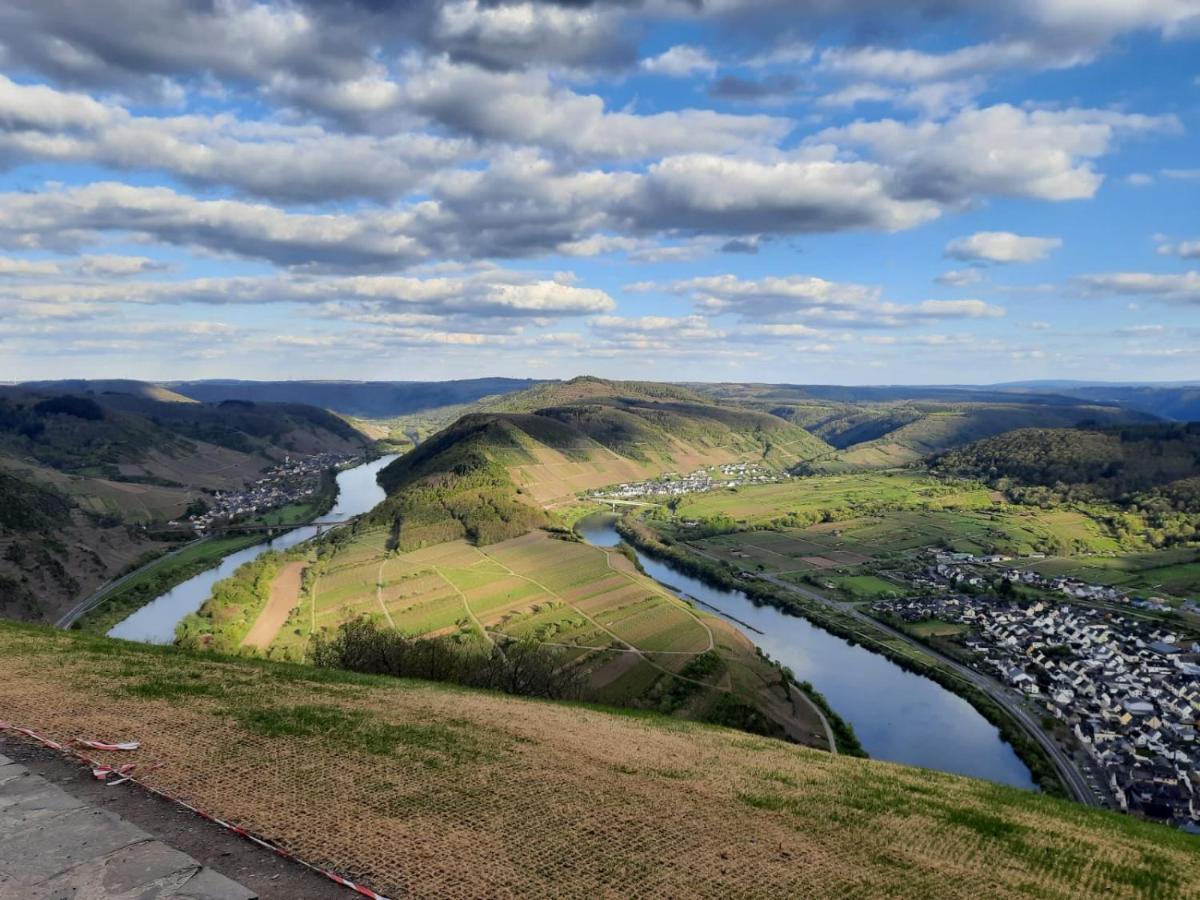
[0,620,1194,899]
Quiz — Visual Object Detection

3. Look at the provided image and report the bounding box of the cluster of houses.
[998,567,1174,612]
[872,593,1200,831]
[591,463,786,501]
[908,550,1175,613]
[183,452,358,531]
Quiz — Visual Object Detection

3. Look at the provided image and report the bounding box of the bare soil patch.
[242,561,305,650]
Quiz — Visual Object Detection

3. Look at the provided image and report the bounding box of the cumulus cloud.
[402,60,791,160]
[1157,239,1200,259]
[1077,271,1200,304]
[818,40,1094,83]
[945,231,1063,263]
[638,273,1005,326]
[936,268,983,286]
[641,45,717,76]
[0,75,470,204]
[0,182,429,269]
[0,253,163,278]
[821,104,1178,203]
[0,268,616,322]
[621,153,941,234]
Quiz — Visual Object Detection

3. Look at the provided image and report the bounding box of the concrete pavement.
[0,752,256,900]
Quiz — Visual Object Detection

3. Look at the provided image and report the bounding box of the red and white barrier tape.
[75,737,140,751]
[0,721,393,900]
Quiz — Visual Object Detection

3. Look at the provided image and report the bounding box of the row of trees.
[310,617,586,700]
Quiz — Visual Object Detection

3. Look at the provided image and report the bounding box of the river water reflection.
[108,454,399,644]
[576,513,1034,789]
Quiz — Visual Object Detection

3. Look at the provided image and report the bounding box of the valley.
[3,375,1197,897]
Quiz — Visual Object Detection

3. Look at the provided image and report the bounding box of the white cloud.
[1157,239,1200,259]
[936,268,983,286]
[0,75,469,204]
[641,45,717,77]
[1077,271,1200,304]
[818,40,1093,83]
[821,104,1178,203]
[402,60,790,161]
[945,231,1063,263]
[0,269,616,322]
[624,152,941,234]
[642,273,1005,326]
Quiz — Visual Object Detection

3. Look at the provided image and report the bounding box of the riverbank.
[105,455,399,644]
[73,469,341,635]
[614,516,1064,796]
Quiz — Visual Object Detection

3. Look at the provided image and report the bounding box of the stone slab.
[0,759,256,899]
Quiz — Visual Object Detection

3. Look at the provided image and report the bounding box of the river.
[108,454,400,644]
[576,513,1035,789]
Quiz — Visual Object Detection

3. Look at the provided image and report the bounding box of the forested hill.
[369,378,831,550]
[0,384,370,622]
[685,381,1155,469]
[931,424,1200,546]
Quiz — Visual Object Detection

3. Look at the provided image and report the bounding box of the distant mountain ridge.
[686,382,1157,469]
[165,378,541,418]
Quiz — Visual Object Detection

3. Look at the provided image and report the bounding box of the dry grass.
[0,622,1195,899]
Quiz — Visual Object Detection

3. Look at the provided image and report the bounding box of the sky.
[0,0,1198,385]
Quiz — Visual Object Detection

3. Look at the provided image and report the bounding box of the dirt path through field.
[242,561,304,650]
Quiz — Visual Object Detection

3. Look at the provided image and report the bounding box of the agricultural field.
[673,470,957,523]
[673,469,1183,602]
[253,527,825,744]
[1007,548,1200,602]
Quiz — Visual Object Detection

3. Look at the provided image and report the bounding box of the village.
[590,462,787,501]
[871,587,1200,832]
[903,550,1187,614]
[182,451,360,531]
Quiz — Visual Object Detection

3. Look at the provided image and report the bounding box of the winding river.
[577,513,1035,790]
[108,454,399,644]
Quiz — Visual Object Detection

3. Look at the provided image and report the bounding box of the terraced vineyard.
[252,528,826,744]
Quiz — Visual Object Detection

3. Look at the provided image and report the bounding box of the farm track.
[432,565,491,645]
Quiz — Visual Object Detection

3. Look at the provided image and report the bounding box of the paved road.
[54,540,206,630]
[688,544,1100,806]
[0,751,255,899]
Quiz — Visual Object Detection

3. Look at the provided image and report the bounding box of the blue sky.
[0,0,1197,384]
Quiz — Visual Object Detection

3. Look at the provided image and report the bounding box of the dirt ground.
[242,561,305,650]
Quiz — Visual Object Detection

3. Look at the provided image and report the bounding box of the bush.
[309,618,586,701]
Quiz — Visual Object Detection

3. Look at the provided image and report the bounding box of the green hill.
[0,384,371,622]
[371,378,832,549]
[931,423,1200,546]
[687,383,1156,468]
[0,619,1195,899]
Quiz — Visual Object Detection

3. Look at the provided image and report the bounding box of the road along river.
[577,513,1035,790]
[108,454,399,644]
